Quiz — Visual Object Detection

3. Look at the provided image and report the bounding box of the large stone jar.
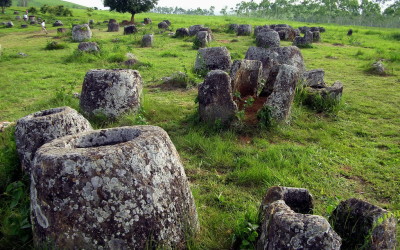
[31,126,199,249]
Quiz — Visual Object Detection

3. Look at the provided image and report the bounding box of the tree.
[0,0,11,14]
[103,0,158,23]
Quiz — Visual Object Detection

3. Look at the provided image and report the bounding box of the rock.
[79,69,142,119]
[6,21,13,28]
[303,69,326,88]
[163,19,171,26]
[245,46,305,82]
[276,24,290,28]
[194,47,232,73]
[17,52,28,57]
[313,31,321,42]
[198,70,238,124]
[72,24,92,42]
[28,16,35,21]
[237,24,252,36]
[274,27,297,41]
[331,198,397,249]
[189,25,204,36]
[108,21,119,32]
[53,20,63,27]
[299,26,310,34]
[293,30,313,47]
[371,60,386,75]
[89,19,95,25]
[294,28,301,36]
[347,29,353,36]
[257,200,341,250]
[230,59,262,97]
[103,20,109,23]
[144,18,152,24]
[123,25,137,35]
[264,64,300,122]
[158,21,169,29]
[120,20,131,26]
[124,58,138,66]
[0,121,14,132]
[57,28,67,33]
[256,29,280,48]
[162,71,192,88]
[21,24,28,28]
[30,21,37,25]
[228,24,239,33]
[14,107,92,173]
[254,25,270,36]
[195,31,212,48]
[259,186,314,218]
[15,16,21,20]
[141,34,154,47]
[31,125,199,249]
[319,27,326,32]
[175,28,189,37]
[14,11,19,14]
[78,42,100,52]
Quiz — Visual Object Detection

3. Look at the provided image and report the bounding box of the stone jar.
[72,24,92,42]
[31,125,199,249]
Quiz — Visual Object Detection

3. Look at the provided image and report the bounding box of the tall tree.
[103,0,158,23]
[0,0,11,14]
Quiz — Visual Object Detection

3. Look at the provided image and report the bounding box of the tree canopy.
[0,0,12,14]
[104,0,158,22]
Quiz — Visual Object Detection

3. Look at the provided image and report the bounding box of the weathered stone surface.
[14,11,19,14]
[264,64,300,122]
[21,24,28,28]
[89,19,95,25]
[228,24,239,33]
[347,29,353,36]
[163,19,171,26]
[195,47,232,73]
[15,16,21,20]
[257,200,341,250]
[31,125,199,249]
[371,60,386,75]
[57,28,67,33]
[30,21,37,25]
[158,21,169,29]
[259,186,314,218]
[108,21,120,32]
[0,121,14,132]
[78,42,100,52]
[72,24,92,42]
[230,59,262,97]
[80,69,142,119]
[198,70,238,124]
[28,16,35,21]
[306,81,343,100]
[303,69,326,88]
[144,18,152,24]
[313,31,321,42]
[124,25,137,35]
[293,31,313,47]
[274,27,297,41]
[245,46,305,81]
[175,28,189,37]
[6,21,13,28]
[237,24,252,36]
[256,30,280,48]
[195,31,212,48]
[15,107,92,173]
[141,34,154,47]
[331,198,397,250]
[189,25,204,36]
[254,25,270,36]
[53,20,63,27]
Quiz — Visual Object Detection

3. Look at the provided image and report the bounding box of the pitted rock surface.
[264,64,300,122]
[257,200,341,250]
[259,186,314,220]
[53,20,63,27]
[15,107,92,173]
[141,34,154,47]
[163,20,171,26]
[78,42,100,52]
[237,24,252,36]
[189,25,204,36]
[107,21,119,32]
[228,24,239,33]
[31,125,199,249]
[175,28,189,37]
[313,31,321,42]
[306,81,343,100]
[303,69,326,88]
[194,47,232,73]
[158,21,169,29]
[6,21,13,28]
[79,69,142,119]
[198,70,238,125]
[230,59,262,97]
[256,30,280,48]
[124,25,137,35]
[245,46,305,81]
[196,31,212,48]
[57,28,67,33]
[330,198,397,250]
[144,18,152,24]
[254,25,270,36]
[72,24,92,42]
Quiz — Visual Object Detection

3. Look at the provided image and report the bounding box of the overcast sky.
[64,0,261,13]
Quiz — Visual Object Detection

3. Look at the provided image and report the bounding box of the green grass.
[11,0,86,9]
[0,7,399,249]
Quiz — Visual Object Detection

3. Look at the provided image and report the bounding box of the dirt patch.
[235,96,268,125]
[332,43,344,46]
[217,40,230,44]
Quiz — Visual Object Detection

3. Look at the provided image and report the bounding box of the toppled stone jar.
[79,69,143,119]
[31,125,199,249]
[15,107,92,173]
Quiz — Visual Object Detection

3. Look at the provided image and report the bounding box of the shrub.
[257,105,275,128]
[295,85,342,113]
[231,210,260,249]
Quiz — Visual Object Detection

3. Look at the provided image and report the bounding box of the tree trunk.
[130,13,135,23]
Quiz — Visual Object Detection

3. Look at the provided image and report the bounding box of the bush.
[295,85,342,113]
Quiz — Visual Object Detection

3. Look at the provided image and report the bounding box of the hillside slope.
[12,0,86,9]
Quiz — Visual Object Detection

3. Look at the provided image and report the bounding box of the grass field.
[0,6,399,249]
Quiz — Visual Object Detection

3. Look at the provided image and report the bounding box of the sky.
[63,0,262,13]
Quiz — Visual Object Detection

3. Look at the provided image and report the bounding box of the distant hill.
[12,0,87,9]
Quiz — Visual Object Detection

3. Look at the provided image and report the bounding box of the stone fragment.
[256,30,280,48]
[79,69,142,119]
[195,31,212,48]
[57,28,67,33]
[141,34,154,47]
[78,42,99,52]
[6,21,13,28]
[21,24,28,28]
[53,20,63,27]
[31,125,199,249]
[228,24,239,33]
[107,19,119,32]
[313,31,321,42]
[72,24,92,42]
[144,18,152,24]
[189,25,204,36]
[237,24,252,36]
[331,198,397,250]
[14,11,19,14]
[158,21,169,29]
[14,107,92,173]
[347,29,353,36]
[306,81,343,100]
[15,16,21,20]
[123,25,137,35]
[303,69,326,88]
[230,59,262,97]
[198,70,238,124]
[175,28,189,37]
[257,200,341,250]
[163,19,171,26]
[89,19,95,25]
[264,64,300,122]
[30,21,37,25]
[0,121,14,132]
[293,31,313,47]
[28,16,35,21]
[371,60,386,75]
[195,47,232,73]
